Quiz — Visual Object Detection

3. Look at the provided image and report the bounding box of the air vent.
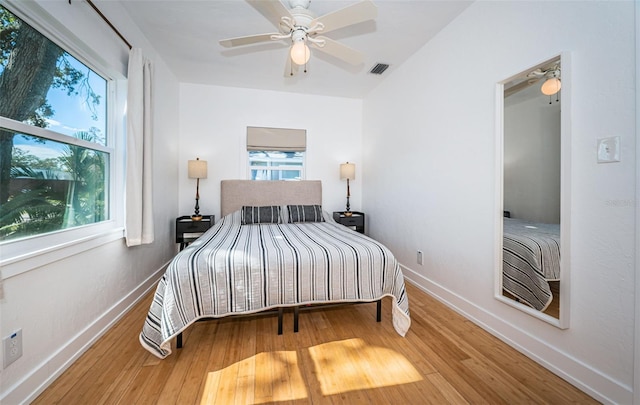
[369,63,390,75]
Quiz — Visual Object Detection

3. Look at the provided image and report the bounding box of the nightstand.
[332,211,365,234]
[176,215,214,250]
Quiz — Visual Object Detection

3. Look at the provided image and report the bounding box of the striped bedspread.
[502,218,560,311]
[140,210,411,359]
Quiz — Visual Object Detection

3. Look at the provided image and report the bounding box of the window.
[0,2,123,272]
[246,126,306,181]
[249,151,304,180]
[0,5,111,243]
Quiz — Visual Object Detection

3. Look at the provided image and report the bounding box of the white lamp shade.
[290,40,310,65]
[340,162,355,180]
[541,77,562,96]
[188,158,208,179]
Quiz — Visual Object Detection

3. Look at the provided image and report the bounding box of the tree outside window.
[0,5,110,242]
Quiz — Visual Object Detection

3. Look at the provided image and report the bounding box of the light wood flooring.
[546,281,560,318]
[502,280,560,319]
[33,282,598,404]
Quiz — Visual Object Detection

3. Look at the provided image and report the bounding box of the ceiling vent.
[369,63,390,75]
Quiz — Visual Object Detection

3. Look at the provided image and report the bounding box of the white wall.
[0,1,180,403]
[178,84,363,220]
[1,1,635,403]
[504,87,561,223]
[363,1,635,403]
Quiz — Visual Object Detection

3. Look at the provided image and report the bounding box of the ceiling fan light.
[290,40,310,65]
[541,77,562,96]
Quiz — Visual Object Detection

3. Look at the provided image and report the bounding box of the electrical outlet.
[417,250,423,265]
[3,329,23,368]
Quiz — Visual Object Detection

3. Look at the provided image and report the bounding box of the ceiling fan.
[219,0,378,76]
[527,64,561,95]
[504,63,562,98]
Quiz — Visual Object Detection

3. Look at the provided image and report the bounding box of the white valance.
[246,126,306,151]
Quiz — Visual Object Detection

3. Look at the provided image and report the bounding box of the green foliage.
[0,8,19,66]
[11,146,61,171]
[1,6,61,129]
[1,131,107,240]
[59,131,106,226]
[0,178,67,239]
[0,5,107,240]
[1,5,102,128]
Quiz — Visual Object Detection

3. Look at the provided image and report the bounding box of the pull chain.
[304,43,308,73]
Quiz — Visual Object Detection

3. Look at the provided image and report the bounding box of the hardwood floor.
[33,282,598,404]
[502,280,560,319]
[545,281,560,318]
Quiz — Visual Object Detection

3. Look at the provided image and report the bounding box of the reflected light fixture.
[188,157,208,221]
[541,69,562,96]
[290,39,310,66]
[340,162,355,216]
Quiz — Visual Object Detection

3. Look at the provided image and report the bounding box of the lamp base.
[191,215,203,221]
[344,211,353,217]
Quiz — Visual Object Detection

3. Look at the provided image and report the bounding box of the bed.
[140,180,411,359]
[502,217,560,311]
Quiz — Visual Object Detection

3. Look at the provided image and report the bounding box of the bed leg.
[376,299,382,322]
[278,307,283,335]
[294,306,299,333]
[177,332,183,348]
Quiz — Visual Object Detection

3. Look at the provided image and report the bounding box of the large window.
[0,5,111,243]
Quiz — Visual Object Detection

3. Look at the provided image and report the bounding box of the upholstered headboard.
[220,180,322,217]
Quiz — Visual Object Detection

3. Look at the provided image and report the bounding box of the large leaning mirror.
[495,54,570,328]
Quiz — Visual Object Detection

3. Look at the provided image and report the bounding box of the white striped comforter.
[502,218,560,311]
[140,211,411,359]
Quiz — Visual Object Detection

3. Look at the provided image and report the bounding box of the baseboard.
[1,262,168,405]
[400,264,632,405]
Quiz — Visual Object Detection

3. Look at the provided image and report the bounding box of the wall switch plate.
[597,136,620,163]
[417,250,423,265]
[3,329,23,368]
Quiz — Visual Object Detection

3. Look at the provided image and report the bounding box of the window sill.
[0,227,125,280]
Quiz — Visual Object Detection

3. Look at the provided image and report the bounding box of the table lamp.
[188,157,207,221]
[340,162,355,216]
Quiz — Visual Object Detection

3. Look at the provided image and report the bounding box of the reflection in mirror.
[497,55,568,328]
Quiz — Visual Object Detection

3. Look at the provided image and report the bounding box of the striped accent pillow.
[287,205,324,223]
[241,206,282,225]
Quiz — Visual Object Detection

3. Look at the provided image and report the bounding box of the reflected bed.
[502,218,560,311]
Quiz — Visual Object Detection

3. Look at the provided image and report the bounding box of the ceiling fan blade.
[312,36,364,65]
[504,76,543,98]
[247,0,293,29]
[219,33,280,48]
[284,52,300,77]
[311,0,377,35]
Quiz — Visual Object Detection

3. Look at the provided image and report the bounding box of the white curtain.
[125,48,154,246]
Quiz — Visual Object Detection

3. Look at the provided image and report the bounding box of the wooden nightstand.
[176,215,214,250]
[332,211,365,234]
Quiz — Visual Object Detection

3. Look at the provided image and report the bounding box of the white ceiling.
[115,0,473,98]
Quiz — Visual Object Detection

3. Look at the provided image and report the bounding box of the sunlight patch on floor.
[200,351,308,404]
[308,338,423,396]
[199,338,421,403]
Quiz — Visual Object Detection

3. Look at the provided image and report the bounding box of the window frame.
[0,1,126,277]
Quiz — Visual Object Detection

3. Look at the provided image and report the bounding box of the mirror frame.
[494,53,571,329]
